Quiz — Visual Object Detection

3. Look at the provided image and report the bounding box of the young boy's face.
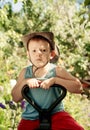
[27,39,52,68]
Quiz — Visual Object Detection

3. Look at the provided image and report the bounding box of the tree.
[0,0,89,81]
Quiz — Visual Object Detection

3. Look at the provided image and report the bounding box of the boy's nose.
[38,50,42,54]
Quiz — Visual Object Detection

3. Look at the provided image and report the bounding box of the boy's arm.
[11,68,41,103]
[11,68,26,103]
[55,66,83,93]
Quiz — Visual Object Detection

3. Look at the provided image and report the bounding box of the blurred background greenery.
[0,0,90,129]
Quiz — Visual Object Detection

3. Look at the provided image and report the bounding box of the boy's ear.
[27,51,29,58]
[50,50,56,59]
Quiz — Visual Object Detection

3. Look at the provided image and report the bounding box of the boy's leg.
[17,119,39,130]
[51,111,84,130]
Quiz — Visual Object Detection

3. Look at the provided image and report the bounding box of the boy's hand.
[40,77,55,89]
[26,78,41,88]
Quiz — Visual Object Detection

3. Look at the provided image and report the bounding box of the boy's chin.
[34,62,47,68]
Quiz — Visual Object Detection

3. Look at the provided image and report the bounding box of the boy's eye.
[43,49,46,52]
[33,50,36,52]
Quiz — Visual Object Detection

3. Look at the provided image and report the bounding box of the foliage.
[0,0,90,129]
[64,92,90,130]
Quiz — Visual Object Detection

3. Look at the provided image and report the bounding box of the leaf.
[84,0,90,6]
[0,125,7,130]
[14,0,18,4]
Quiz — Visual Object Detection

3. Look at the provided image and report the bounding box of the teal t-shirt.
[22,63,64,120]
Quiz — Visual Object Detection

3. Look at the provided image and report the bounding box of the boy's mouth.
[36,58,42,61]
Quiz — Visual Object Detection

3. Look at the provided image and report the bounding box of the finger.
[40,83,48,89]
[34,80,40,87]
[38,80,42,85]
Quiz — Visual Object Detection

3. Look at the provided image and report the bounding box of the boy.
[11,32,84,130]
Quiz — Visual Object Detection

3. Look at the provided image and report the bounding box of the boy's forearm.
[54,77,83,93]
[11,79,26,103]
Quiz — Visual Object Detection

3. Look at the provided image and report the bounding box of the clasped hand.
[26,78,55,89]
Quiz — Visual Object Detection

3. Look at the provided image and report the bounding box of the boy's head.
[22,32,55,50]
[21,32,60,63]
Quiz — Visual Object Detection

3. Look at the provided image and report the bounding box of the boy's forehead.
[28,36,51,48]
